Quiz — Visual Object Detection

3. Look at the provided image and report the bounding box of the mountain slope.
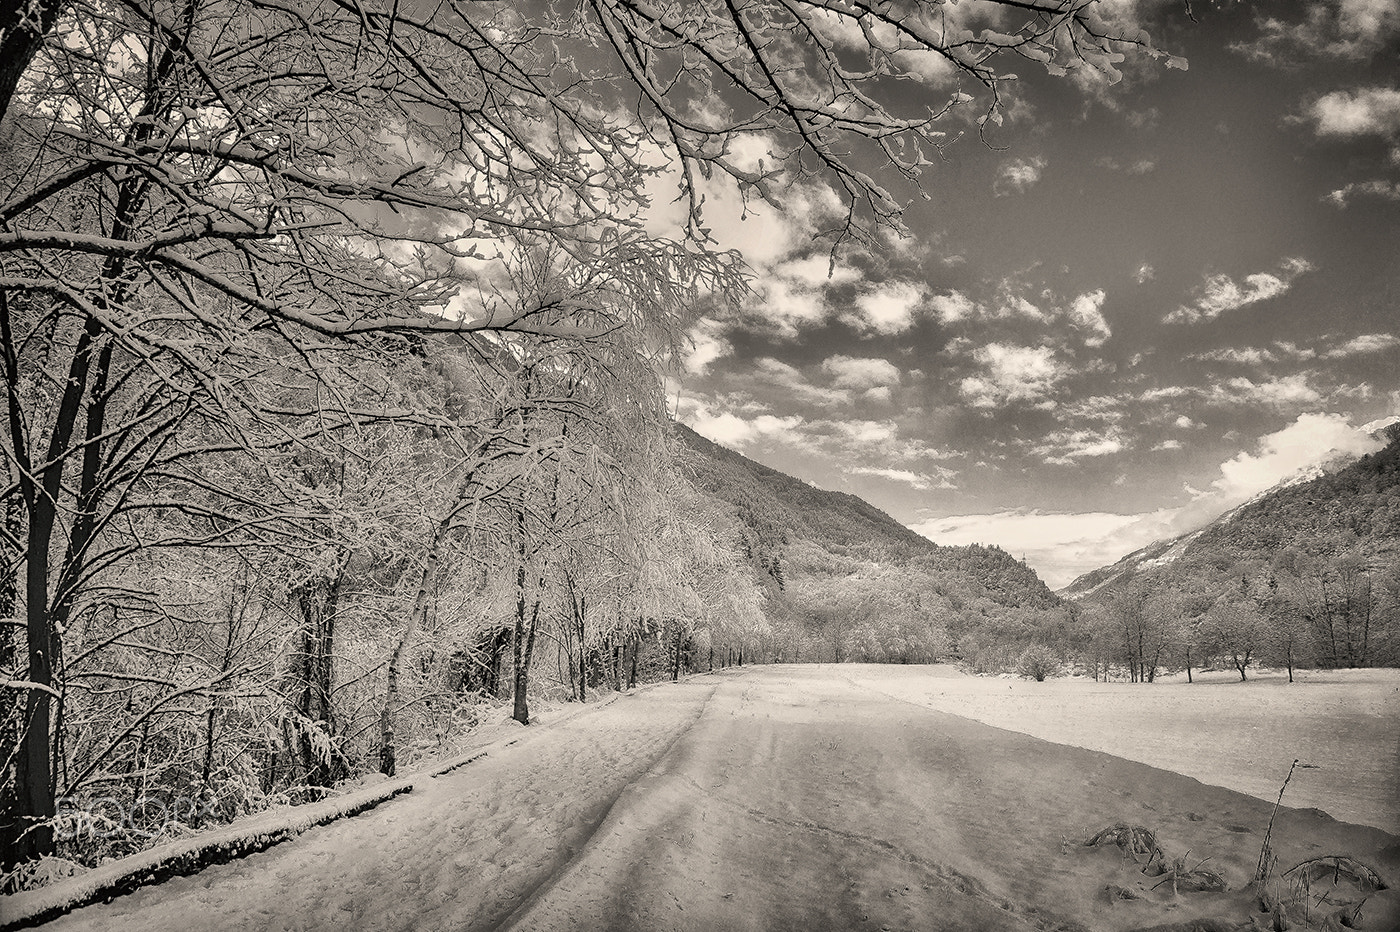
[1062,428,1400,602]
[674,423,1063,664]
[677,424,943,559]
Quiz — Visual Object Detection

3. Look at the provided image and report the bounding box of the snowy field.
[7,665,1398,932]
[841,663,1400,834]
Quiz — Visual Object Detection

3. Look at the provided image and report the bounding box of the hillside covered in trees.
[678,425,1068,668]
[1058,429,1400,681]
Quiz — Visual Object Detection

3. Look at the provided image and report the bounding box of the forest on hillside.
[678,425,1070,669]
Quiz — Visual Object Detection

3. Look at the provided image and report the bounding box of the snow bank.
[0,777,413,930]
[0,710,549,929]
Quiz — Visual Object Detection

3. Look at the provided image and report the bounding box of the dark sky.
[669,0,1400,587]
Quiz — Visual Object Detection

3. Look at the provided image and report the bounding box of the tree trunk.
[290,566,344,787]
[512,595,540,725]
[381,495,460,774]
[1234,652,1249,681]
[0,485,25,868]
[0,0,66,126]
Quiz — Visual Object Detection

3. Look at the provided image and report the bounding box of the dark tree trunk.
[458,627,511,696]
[0,0,66,126]
[289,568,344,787]
[512,599,540,725]
[378,651,400,776]
[9,314,112,864]
[0,487,24,869]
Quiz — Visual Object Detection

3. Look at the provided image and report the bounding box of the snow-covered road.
[28,677,718,932]
[24,666,1400,932]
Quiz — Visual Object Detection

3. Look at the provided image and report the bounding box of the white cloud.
[1190,346,1278,365]
[682,405,807,449]
[850,280,928,334]
[806,7,979,88]
[1208,412,1384,500]
[831,419,899,446]
[847,466,955,491]
[1153,439,1183,451]
[1063,395,1127,422]
[643,138,838,267]
[753,357,852,406]
[1324,178,1400,207]
[1323,332,1400,356]
[927,286,1049,326]
[1273,341,1318,360]
[1305,85,1400,139]
[1205,374,1323,409]
[1141,385,1192,401]
[1134,263,1156,284]
[777,254,864,288]
[993,156,1047,196]
[1174,415,1200,429]
[1165,257,1315,324]
[1033,426,1126,464]
[684,318,732,375]
[1234,0,1400,63]
[960,343,1067,408]
[820,355,901,389]
[752,277,829,334]
[929,290,978,323]
[1066,289,1111,346]
[1192,335,1392,364]
[643,137,889,338]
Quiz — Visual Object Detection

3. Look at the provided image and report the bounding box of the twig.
[1255,759,1302,887]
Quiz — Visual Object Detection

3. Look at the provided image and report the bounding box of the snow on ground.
[3,679,719,932]
[5,666,1398,932]
[840,664,1400,834]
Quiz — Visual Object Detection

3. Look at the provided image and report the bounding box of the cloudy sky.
[670,0,1400,589]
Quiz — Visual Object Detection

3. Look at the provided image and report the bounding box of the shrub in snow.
[1,855,85,895]
[1016,645,1060,682]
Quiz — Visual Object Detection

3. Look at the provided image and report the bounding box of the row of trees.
[1071,551,1400,683]
[0,242,777,877]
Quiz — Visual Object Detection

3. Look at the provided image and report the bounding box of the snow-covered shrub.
[1016,645,1061,682]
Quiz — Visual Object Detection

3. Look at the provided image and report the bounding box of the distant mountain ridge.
[1061,427,1400,601]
